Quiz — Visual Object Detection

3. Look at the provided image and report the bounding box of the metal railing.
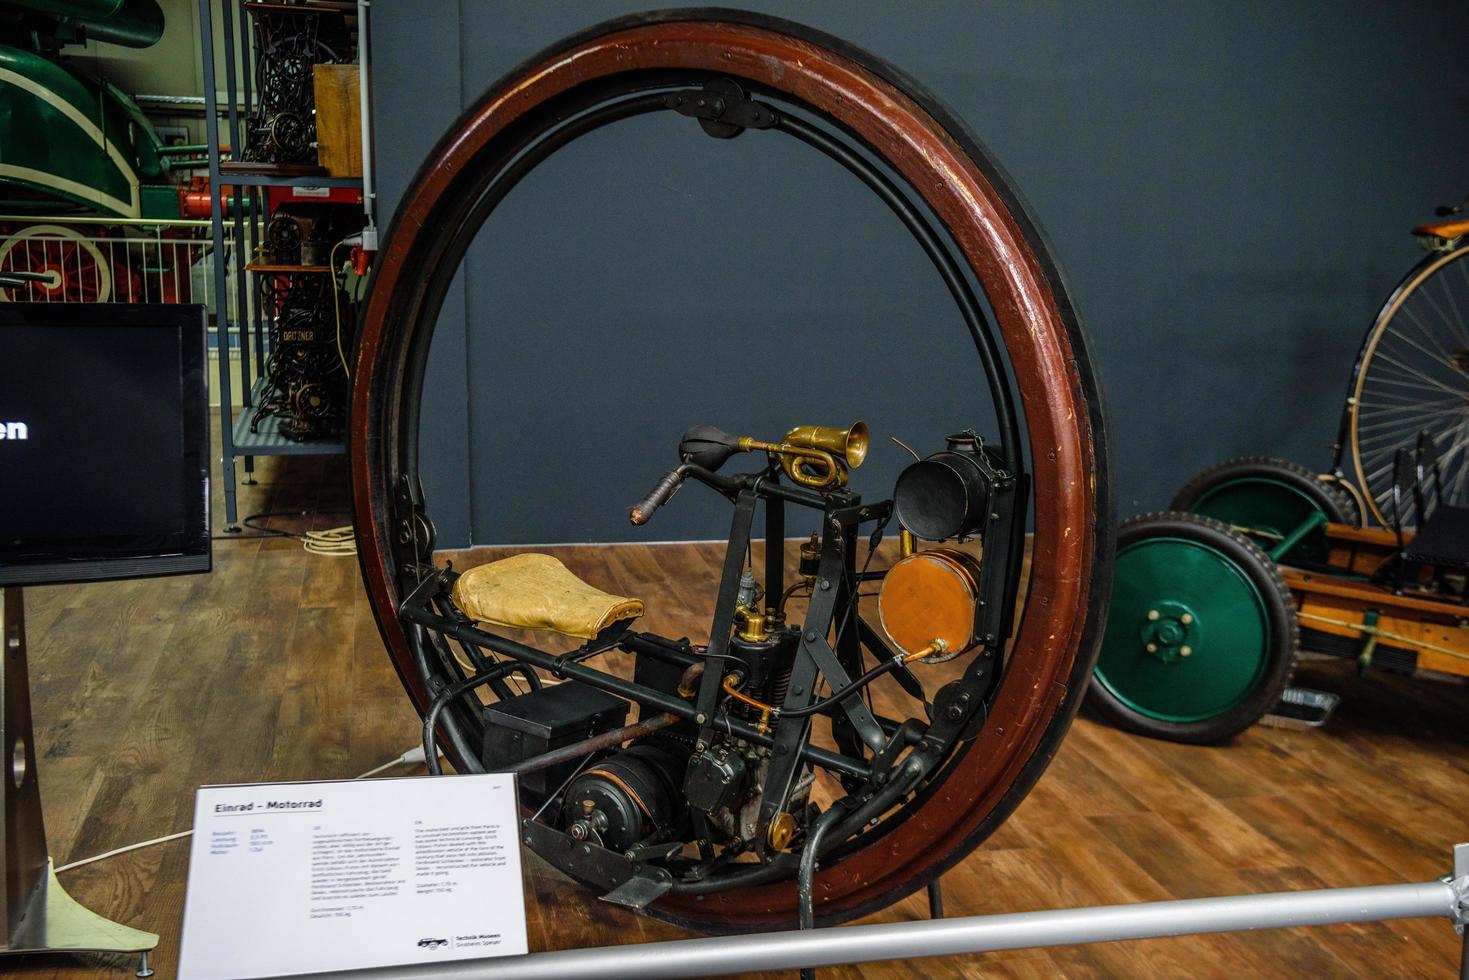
[307,844,1469,979]
[0,216,251,329]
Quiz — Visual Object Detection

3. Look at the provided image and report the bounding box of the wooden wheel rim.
[350,10,1112,930]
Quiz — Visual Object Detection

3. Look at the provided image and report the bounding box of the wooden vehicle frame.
[1283,493,1469,682]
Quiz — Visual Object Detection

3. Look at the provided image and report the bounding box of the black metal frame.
[401,448,1024,899]
[198,0,364,532]
[377,71,1038,901]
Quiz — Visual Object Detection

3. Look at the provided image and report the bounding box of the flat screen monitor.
[0,303,211,586]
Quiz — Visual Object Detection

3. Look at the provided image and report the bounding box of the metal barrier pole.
[357,0,378,250]
[296,862,1468,980]
[200,0,242,531]
[1458,843,1469,980]
[219,0,257,488]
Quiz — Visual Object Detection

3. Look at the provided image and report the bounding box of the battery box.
[481,682,629,798]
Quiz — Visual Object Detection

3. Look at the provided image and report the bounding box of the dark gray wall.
[373,1,1469,548]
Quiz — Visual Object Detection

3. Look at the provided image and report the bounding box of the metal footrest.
[1260,686,1341,730]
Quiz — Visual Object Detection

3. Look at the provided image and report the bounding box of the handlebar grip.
[630,469,684,525]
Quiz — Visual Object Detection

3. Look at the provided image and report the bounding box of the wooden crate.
[312,63,361,177]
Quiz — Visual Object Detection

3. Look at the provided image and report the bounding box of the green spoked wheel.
[1088,511,1297,743]
[1170,457,1357,564]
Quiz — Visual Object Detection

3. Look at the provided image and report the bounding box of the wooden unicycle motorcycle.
[351,10,1111,931]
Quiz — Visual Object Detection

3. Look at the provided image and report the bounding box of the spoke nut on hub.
[1180,613,1193,624]
[1147,609,1160,620]
[1180,646,1192,657]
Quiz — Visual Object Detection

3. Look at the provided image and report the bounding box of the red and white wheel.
[0,224,114,303]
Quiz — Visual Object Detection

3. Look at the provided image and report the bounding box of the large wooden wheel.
[351,10,1112,931]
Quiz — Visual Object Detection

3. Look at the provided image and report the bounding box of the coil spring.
[768,665,792,708]
[733,664,791,723]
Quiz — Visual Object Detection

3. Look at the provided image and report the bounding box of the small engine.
[556,571,815,856]
[682,572,810,848]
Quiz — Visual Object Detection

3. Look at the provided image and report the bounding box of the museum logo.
[0,421,28,440]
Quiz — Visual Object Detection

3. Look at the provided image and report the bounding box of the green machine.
[0,0,195,219]
[1088,459,1355,744]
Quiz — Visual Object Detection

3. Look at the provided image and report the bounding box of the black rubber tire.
[1314,472,1366,528]
[1171,456,1356,524]
[1086,511,1298,744]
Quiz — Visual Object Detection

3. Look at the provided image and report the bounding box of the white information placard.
[179,774,527,979]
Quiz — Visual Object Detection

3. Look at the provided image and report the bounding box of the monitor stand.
[1,588,159,977]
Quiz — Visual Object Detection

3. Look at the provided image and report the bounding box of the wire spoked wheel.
[1349,243,1469,523]
[352,10,1111,931]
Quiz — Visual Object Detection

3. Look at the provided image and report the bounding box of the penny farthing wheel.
[352,10,1112,931]
[1349,242,1469,523]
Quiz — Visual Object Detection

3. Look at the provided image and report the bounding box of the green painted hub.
[1189,477,1331,563]
[1097,535,1272,723]
[1136,599,1199,664]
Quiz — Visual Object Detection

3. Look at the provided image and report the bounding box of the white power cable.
[302,525,357,557]
[53,828,197,874]
[236,511,356,556]
[54,745,436,875]
[354,745,428,779]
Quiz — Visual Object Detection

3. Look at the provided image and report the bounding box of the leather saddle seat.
[1412,217,1469,242]
[450,553,644,640]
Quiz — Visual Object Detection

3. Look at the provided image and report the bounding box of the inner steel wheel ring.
[352,10,1112,931]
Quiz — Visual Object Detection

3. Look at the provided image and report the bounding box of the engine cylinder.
[729,627,798,709]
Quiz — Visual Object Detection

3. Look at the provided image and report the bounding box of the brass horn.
[737,421,868,490]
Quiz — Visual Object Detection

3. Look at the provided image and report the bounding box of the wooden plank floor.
[9,453,1467,978]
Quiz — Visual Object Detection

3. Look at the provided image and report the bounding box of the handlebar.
[629,461,840,526]
[630,467,686,525]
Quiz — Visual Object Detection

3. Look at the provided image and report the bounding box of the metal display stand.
[0,589,158,977]
[302,843,1469,979]
[198,0,364,531]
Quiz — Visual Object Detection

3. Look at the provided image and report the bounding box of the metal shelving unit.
[198,0,362,530]
[232,378,346,455]
[224,173,363,188]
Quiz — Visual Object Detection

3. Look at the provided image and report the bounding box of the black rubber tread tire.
[1170,456,1356,525]
[1086,511,1298,744]
[1314,472,1366,528]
